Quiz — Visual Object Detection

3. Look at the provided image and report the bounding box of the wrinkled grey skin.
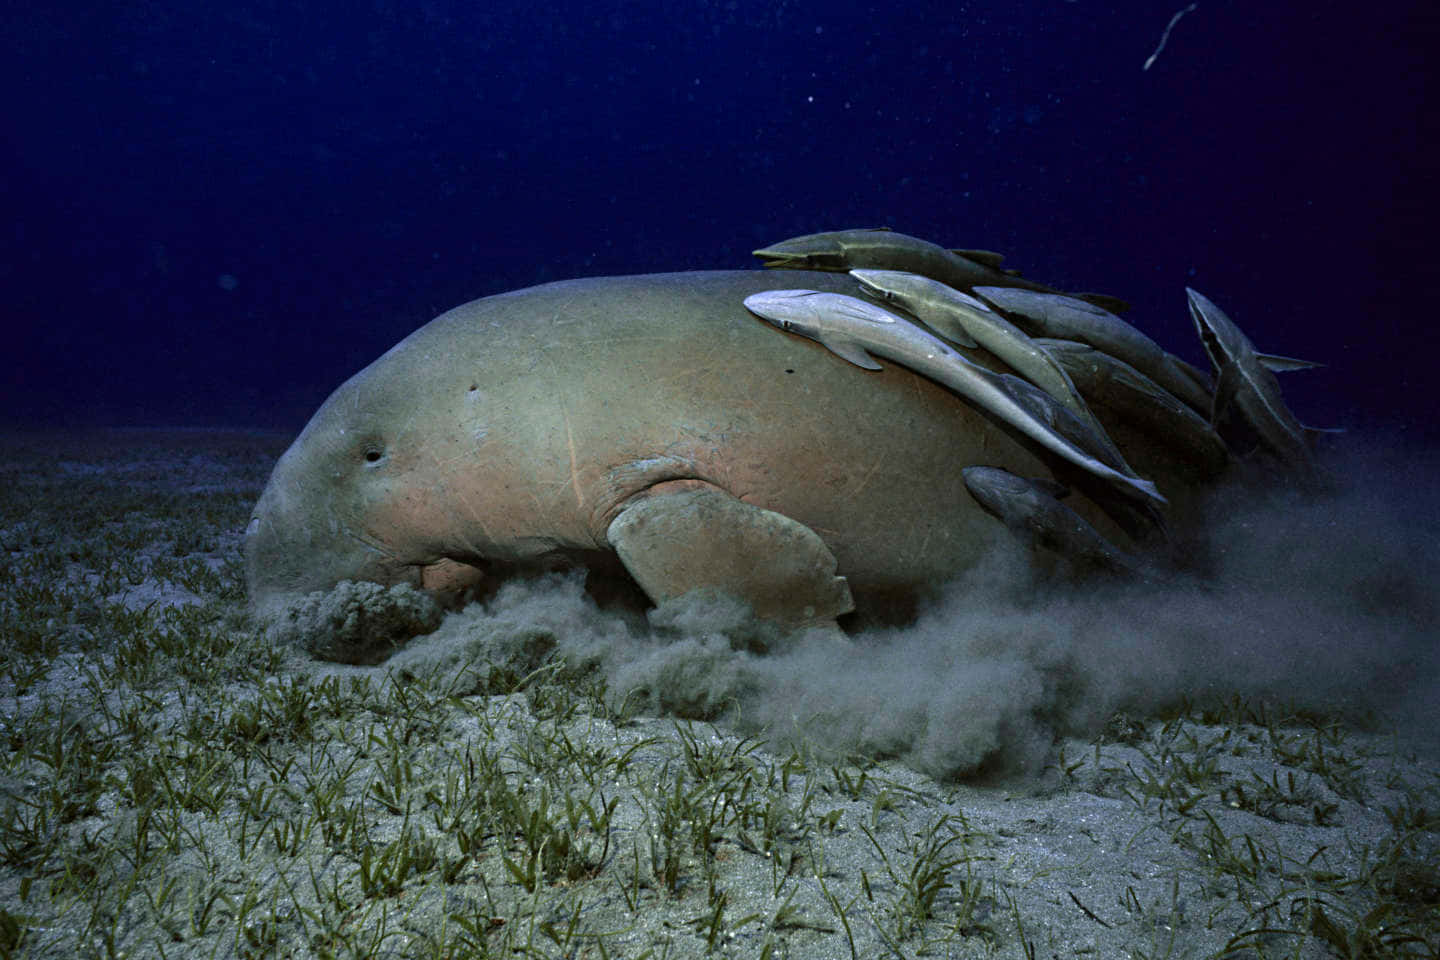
[246,270,1213,627]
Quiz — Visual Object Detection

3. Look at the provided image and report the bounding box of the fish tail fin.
[1130,475,1168,505]
[820,334,884,371]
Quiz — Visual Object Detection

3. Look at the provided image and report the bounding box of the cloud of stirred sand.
[387,439,1439,780]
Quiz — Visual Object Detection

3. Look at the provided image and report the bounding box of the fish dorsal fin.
[1073,293,1131,315]
[819,334,884,371]
[1029,477,1071,499]
[950,248,1007,269]
[1256,352,1325,372]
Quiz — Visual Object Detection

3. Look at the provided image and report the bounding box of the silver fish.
[850,268,1136,476]
[973,286,1214,416]
[1037,338,1229,478]
[1185,288,1317,471]
[961,466,1144,577]
[753,227,1131,313]
[743,289,1165,505]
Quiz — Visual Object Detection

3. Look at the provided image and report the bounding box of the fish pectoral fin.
[607,484,854,629]
[950,248,1007,268]
[922,321,980,350]
[1255,352,1325,372]
[818,334,884,370]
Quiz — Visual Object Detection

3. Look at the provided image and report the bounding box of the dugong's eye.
[362,445,386,465]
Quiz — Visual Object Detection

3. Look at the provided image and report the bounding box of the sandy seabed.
[0,428,1436,958]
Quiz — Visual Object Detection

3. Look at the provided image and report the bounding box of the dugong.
[245,270,1209,635]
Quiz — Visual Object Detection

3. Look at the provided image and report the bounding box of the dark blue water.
[5,1,1436,442]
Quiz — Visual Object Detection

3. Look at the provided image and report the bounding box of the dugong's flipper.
[607,484,855,630]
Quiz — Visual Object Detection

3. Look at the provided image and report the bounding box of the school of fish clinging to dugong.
[245,227,1331,655]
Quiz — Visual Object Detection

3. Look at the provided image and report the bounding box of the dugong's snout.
[244,467,491,617]
[243,471,422,616]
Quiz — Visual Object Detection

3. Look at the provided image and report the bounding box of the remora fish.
[961,466,1144,577]
[753,228,1131,314]
[1184,288,1317,470]
[994,373,1169,539]
[973,286,1214,416]
[743,289,1165,505]
[850,268,1136,476]
[1036,338,1229,478]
